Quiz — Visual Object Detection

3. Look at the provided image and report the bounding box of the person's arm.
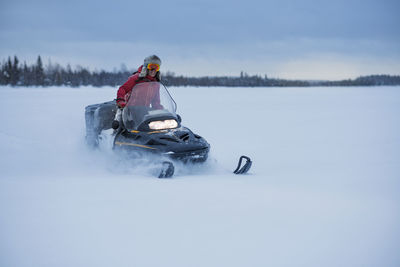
[117,75,137,108]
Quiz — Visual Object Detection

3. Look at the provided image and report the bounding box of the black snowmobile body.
[114,126,210,162]
[85,82,210,163]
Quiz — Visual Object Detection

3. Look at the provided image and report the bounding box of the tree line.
[0,56,131,87]
[1,55,400,87]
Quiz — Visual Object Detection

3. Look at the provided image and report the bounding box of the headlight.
[149,119,178,130]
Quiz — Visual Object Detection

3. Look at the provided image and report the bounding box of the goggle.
[147,63,160,71]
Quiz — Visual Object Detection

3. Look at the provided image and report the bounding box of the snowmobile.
[84,82,251,178]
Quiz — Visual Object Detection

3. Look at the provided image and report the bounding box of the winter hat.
[139,55,162,78]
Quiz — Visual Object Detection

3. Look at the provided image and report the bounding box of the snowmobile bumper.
[164,147,209,163]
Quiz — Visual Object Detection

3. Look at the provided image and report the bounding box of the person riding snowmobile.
[114,55,162,124]
[85,54,252,177]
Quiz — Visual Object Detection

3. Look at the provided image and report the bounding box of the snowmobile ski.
[158,161,175,178]
[233,155,252,174]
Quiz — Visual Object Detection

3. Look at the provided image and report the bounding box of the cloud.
[1,0,399,79]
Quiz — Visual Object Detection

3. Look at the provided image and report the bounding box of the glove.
[116,100,126,108]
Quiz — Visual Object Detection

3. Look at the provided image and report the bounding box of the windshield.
[122,82,178,131]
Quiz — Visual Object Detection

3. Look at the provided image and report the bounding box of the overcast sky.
[1,0,399,79]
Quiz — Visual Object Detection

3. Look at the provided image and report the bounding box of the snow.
[0,85,399,267]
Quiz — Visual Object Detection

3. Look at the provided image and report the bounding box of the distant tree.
[9,56,21,85]
[120,63,128,73]
[2,57,13,85]
[0,60,6,85]
[21,62,30,86]
[76,66,91,86]
[53,64,64,86]
[34,56,45,85]
[65,64,74,86]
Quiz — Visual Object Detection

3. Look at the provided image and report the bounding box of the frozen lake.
[0,85,399,267]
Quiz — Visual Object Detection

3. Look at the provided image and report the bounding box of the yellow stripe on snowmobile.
[114,141,157,150]
[130,130,168,134]
[130,129,167,134]
[148,130,168,134]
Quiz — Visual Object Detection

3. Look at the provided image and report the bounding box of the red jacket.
[116,65,158,108]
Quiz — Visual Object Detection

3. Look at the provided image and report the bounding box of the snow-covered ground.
[0,85,399,267]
